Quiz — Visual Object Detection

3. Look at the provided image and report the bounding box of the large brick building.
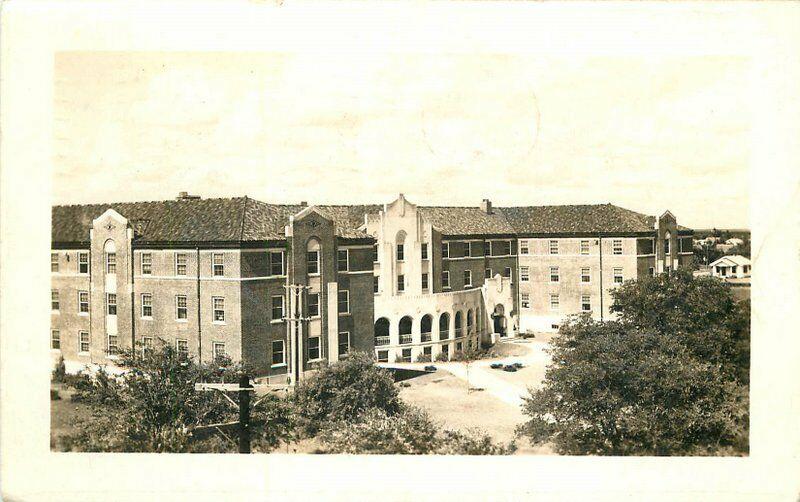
[50,193,693,378]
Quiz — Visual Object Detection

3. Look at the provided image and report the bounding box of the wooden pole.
[238,373,252,454]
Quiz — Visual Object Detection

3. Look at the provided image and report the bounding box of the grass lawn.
[398,370,553,455]
[50,384,93,451]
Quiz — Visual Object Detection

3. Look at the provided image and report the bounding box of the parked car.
[490,363,504,369]
[424,365,437,372]
[503,365,517,372]
[513,362,524,369]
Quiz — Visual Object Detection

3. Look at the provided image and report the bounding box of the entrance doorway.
[492,304,507,337]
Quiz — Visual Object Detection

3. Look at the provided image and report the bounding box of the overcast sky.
[54,52,749,229]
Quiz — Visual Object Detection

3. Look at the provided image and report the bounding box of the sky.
[53,52,750,229]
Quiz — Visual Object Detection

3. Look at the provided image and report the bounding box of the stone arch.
[439,312,450,340]
[420,314,433,341]
[374,317,390,346]
[399,315,413,344]
[492,304,507,336]
[454,311,463,337]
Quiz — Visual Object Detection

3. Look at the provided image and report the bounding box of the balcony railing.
[421,332,432,343]
[375,336,390,346]
[399,334,413,345]
[440,330,449,340]
[455,328,463,338]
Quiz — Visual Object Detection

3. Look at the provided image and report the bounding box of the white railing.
[421,332,432,342]
[375,336,390,346]
[399,334,413,345]
[440,330,449,340]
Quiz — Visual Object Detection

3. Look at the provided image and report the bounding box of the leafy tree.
[292,351,401,434]
[518,271,750,455]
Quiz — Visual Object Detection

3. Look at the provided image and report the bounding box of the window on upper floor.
[464,270,472,287]
[373,275,380,294]
[51,290,59,311]
[664,233,671,255]
[78,252,89,274]
[421,243,428,260]
[51,330,61,350]
[581,295,592,312]
[272,340,285,366]
[580,240,590,255]
[212,297,225,322]
[549,240,559,255]
[106,293,117,316]
[396,243,405,262]
[397,274,405,293]
[141,293,152,318]
[307,250,319,275]
[212,253,224,276]
[78,291,89,314]
[519,240,529,255]
[613,268,624,284]
[442,271,450,289]
[581,267,591,283]
[442,242,450,259]
[307,336,321,361]
[421,273,429,291]
[520,266,530,282]
[338,290,350,314]
[337,249,349,272]
[270,251,285,276]
[272,295,285,321]
[612,239,623,255]
[175,253,187,276]
[51,253,59,272]
[106,252,116,274]
[521,293,530,309]
[141,253,152,275]
[549,267,559,283]
[491,240,512,257]
[372,244,379,263]
[469,242,482,258]
[308,293,319,318]
[176,295,188,320]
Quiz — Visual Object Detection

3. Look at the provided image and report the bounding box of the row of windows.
[51,330,227,359]
[376,341,479,363]
[519,293,594,312]
[518,239,624,256]
[51,252,90,273]
[517,266,625,284]
[269,332,351,366]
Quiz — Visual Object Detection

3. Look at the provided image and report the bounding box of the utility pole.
[238,373,252,454]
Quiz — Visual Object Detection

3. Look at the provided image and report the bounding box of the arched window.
[455,311,463,337]
[399,316,413,344]
[395,230,407,262]
[421,314,432,342]
[467,309,474,335]
[374,318,390,346]
[439,312,450,340]
[664,231,671,255]
[103,239,116,274]
[307,239,321,275]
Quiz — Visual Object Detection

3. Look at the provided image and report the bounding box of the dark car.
[490,363,503,369]
[424,365,437,372]
[513,362,524,369]
[503,365,517,372]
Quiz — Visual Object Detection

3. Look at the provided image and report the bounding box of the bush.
[415,353,432,363]
[50,389,60,401]
[52,356,66,383]
[318,406,515,455]
[435,351,449,362]
[292,352,401,435]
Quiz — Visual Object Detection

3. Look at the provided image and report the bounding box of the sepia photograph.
[2,2,799,500]
[48,51,750,457]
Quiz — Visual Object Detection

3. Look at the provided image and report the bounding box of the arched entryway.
[399,316,413,345]
[421,314,433,342]
[492,304,507,336]
[375,318,390,347]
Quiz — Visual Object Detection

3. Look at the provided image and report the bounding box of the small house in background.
[725,237,744,247]
[709,255,751,279]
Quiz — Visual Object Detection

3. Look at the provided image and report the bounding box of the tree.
[518,271,750,455]
[292,351,401,434]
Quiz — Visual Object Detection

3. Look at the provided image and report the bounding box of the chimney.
[300,201,308,207]
[480,199,492,214]
[176,192,201,201]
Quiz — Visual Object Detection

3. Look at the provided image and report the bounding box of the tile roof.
[52,196,690,245]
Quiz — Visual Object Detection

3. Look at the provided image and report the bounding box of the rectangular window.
[272,295,285,321]
[373,276,380,294]
[613,268,624,284]
[79,331,90,353]
[272,340,286,366]
[106,252,116,274]
[270,251,285,276]
[613,239,623,255]
[421,243,428,260]
[442,271,450,289]
[550,267,559,283]
[377,350,389,363]
[337,249,349,272]
[580,240,590,255]
[212,253,224,276]
[397,275,405,292]
[79,252,89,274]
[51,330,60,350]
[520,266,530,282]
[664,238,670,255]
[520,240,529,255]
[649,267,655,277]
[402,348,412,362]
[549,240,559,255]
[141,293,152,318]
[141,253,152,275]
[107,334,119,355]
[464,270,472,287]
[581,295,592,312]
[372,244,379,263]
[485,268,492,279]
[338,290,350,314]
[176,339,189,358]
[142,336,154,355]
[423,346,432,356]
[212,297,225,322]
[308,293,320,317]
[338,332,350,356]
[396,244,405,261]
[308,336,321,360]
[421,273,429,291]
[469,242,482,258]
[521,293,530,309]
[51,253,59,272]
[213,342,226,361]
[491,240,512,256]
[51,290,59,311]
[307,251,319,275]
[176,295,188,320]
[581,267,591,283]
[442,242,450,258]
[175,253,187,276]
[106,293,117,316]
[550,294,560,310]
[442,345,450,356]
[78,291,89,314]
[503,267,511,278]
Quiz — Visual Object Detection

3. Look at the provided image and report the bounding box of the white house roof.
[709,254,751,267]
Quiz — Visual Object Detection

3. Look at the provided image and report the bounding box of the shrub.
[50,389,60,401]
[292,352,401,435]
[415,353,431,363]
[52,356,66,383]
[438,429,516,455]
[435,352,449,362]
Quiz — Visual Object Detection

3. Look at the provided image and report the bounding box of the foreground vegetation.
[53,349,514,454]
[517,269,750,456]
